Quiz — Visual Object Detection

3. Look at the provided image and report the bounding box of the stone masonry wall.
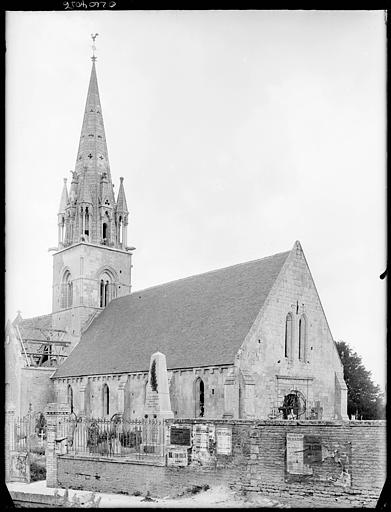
[238,242,347,420]
[54,419,386,506]
[53,365,232,420]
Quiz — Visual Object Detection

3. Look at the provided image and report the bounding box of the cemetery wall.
[55,418,386,505]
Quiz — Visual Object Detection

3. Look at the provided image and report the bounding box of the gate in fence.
[6,409,47,483]
[61,414,166,461]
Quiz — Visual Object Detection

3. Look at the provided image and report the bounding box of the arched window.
[99,271,116,308]
[61,271,73,309]
[194,378,205,418]
[298,315,307,361]
[102,384,110,416]
[284,313,293,358]
[67,384,74,413]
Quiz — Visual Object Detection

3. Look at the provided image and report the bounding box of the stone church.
[6,54,348,421]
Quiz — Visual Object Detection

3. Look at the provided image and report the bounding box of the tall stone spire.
[75,60,111,182]
[58,38,130,250]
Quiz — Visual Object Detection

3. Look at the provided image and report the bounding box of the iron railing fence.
[269,401,323,420]
[64,416,165,460]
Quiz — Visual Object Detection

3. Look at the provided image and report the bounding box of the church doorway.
[195,378,205,418]
[280,390,306,419]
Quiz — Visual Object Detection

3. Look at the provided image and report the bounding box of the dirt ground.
[100,485,287,508]
[7,480,376,508]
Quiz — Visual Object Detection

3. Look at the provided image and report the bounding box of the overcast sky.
[6,11,386,389]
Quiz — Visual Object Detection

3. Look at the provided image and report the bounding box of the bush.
[30,460,46,482]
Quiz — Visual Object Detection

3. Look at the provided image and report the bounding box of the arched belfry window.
[99,270,116,308]
[284,313,293,358]
[102,383,110,416]
[195,378,205,418]
[61,271,73,309]
[67,384,74,413]
[298,315,307,361]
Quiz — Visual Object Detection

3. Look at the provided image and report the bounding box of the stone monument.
[143,351,174,420]
[142,352,173,456]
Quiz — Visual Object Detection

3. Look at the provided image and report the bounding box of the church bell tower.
[51,38,134,345]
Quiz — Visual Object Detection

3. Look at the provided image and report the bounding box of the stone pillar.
[5,403,16,482]
[335,372,349,420]
[223,369,239,419]
[44,403,71,488]
[79,384,87,415]
[117,376,127,414]
[122,219,128,248]
[239,370,256,419]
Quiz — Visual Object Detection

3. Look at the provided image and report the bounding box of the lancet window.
[61,271,73,309]
[284,313,293,358]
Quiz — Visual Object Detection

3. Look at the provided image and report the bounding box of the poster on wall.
[286,433,313,475]
[167,446,189,466]
[216,426,232,455]
[193,424,209,451]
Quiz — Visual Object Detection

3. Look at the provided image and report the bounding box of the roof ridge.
[129,249,291,296]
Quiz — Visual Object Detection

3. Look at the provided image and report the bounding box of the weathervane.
[91,33,99,62]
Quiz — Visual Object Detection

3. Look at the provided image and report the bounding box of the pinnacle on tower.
[116,177,129,214]
[58,178,69,214]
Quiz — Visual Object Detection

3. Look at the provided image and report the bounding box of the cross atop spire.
[91,33,99,62]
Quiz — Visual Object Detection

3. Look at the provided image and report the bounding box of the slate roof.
[54,249,291,378]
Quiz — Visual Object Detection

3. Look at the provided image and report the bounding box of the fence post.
[5,403,16,482]
[44,403,71,488]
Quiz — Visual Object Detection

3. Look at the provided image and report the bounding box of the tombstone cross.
[38,430,45,446]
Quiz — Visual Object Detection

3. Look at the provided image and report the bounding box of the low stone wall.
[57,455,239,498]
[173,418,386,506]
[52,417,386,506]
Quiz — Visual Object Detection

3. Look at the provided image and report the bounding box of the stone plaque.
[216,426,232,455]
[145,391,159,410]
[170,426,191,446]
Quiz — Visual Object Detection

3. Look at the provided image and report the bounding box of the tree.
[335,340,385,420]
